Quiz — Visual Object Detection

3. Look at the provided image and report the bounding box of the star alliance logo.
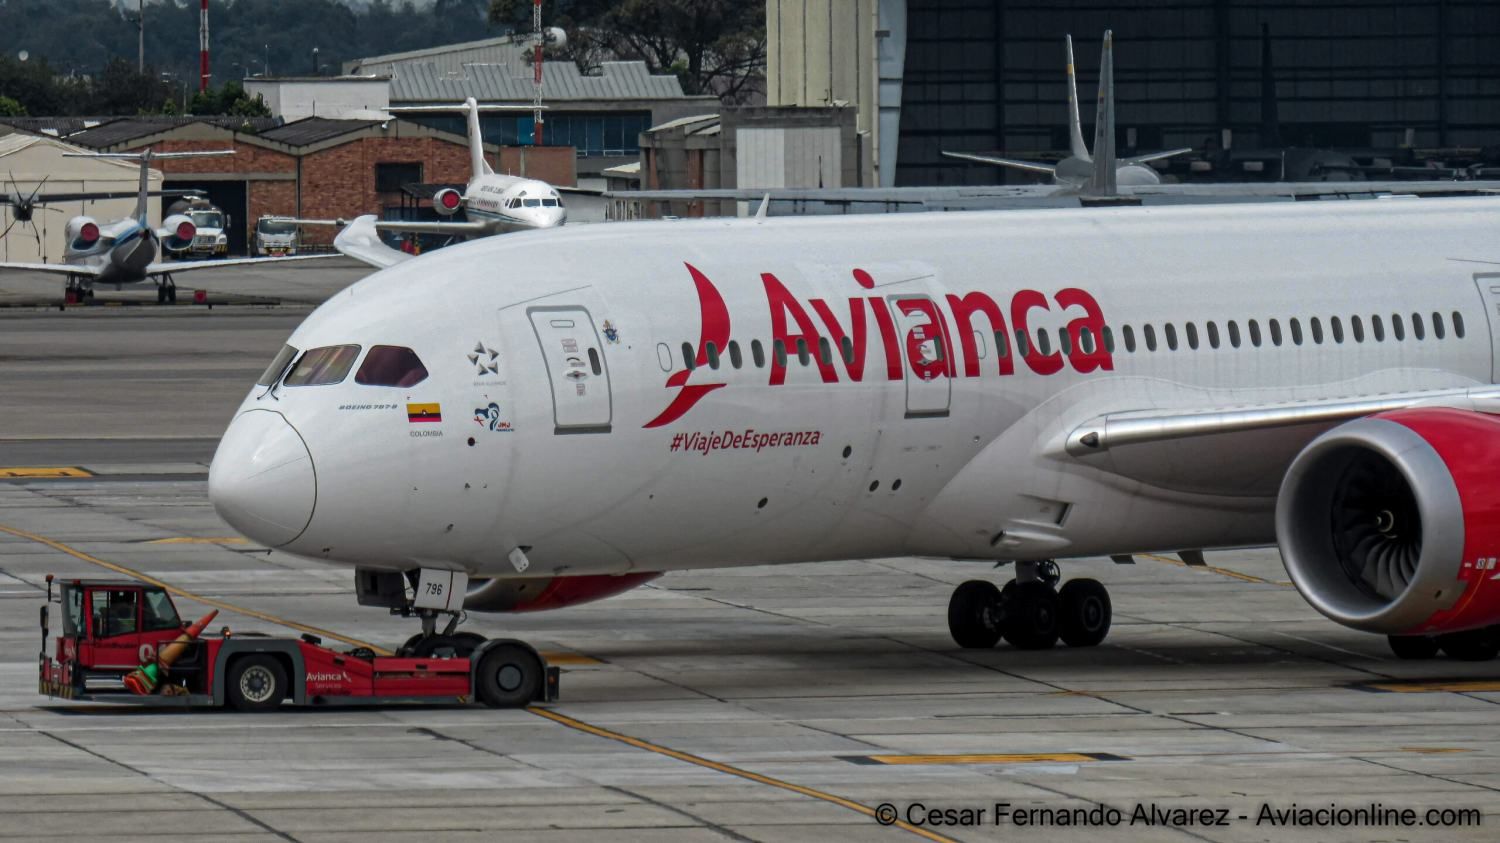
[468,341,499,376]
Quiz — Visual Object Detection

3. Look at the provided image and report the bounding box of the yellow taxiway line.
[853,752,1116,765]
[0,467,91,478]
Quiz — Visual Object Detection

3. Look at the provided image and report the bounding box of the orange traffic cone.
[123,609,218,696]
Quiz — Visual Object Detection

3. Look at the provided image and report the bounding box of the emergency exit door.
[887,295,952,418]
[1473,274,1500,383]
[528,307,612,433]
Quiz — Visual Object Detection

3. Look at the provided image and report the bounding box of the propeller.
[2,171,53,242]
[1329,453,1423,601]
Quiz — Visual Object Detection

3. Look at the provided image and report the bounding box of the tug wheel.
[475,644,542,708]
[226,655,286,712]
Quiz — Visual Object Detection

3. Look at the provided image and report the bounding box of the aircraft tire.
[410,632,486,659]
[1437,626,1500,662]
[226,654,287,712]
[1387,635,1440,660]
[1002,581,1060,650]
[948,580,1003,649]
[476,643,542,708]
[1058,579,1112,648]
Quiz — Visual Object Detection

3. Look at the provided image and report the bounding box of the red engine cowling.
[464,572,660,613]
[159,214,196,253]
[1277,408,1500,635]
[65,216,100,247]
[433,188,464,216]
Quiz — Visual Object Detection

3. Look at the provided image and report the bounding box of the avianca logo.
[644,262,1113,428]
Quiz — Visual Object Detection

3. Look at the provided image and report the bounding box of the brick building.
[1,115,574,252]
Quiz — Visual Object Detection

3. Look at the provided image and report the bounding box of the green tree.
[488,0,764,102]
[0,95,26,117]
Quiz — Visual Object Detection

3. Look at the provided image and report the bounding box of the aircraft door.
[527,307,613,433]
[1472,274,1500,383]
[887,295,952,418]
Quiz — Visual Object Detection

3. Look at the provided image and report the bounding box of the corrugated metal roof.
[258,117,380,147]
[10,116,280,148]
[389,60,686,103]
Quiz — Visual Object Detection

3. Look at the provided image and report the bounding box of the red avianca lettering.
[643,263,1112,428]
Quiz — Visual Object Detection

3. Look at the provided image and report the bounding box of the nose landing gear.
[948,561,1112,650]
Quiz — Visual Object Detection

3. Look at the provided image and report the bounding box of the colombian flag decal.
[407,402,442,423]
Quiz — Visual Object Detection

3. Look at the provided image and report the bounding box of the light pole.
[264,44,270,77]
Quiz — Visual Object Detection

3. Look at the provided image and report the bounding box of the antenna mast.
[199,0,211,92]
[532,0,544,145]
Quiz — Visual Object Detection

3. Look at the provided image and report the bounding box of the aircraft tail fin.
[388,99,545,181]
[62,148,234,223]
[1086,31,1117,196]
[1065,35,1089,161]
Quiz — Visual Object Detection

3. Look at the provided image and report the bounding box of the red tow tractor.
[37,576,558,710]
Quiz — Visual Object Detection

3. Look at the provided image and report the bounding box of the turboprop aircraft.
[209,178,1500,677]
[0,148,331,303]
[941,33,1192,189]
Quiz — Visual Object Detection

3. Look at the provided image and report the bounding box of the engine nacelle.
[65,216,100,248]
[159,214,196,253]
[465,572,660,613]
[433,188,464,216]
[1277,408,1500,635]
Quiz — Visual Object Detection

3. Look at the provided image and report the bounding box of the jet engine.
[65,216,100,249]
[159,214,197,254]
[1276,408,1500,636]
[464,572,660,613]
[432,188,464,216]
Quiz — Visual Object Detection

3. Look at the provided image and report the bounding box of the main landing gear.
[948,560,1113,650]
[155,274,177,305]
[63,276,94,305]
[356,567,549,707]
[1387,626,1500,661]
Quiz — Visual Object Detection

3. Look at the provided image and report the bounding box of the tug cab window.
[142,587,181,632]
[92,589,138,637]
[355,346,429,387]
[257,344,299,386]
[284,345,360,386]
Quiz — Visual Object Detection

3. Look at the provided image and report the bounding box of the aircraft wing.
[33,189,204,204]
[0,261,102,277]
[941,151,1058,176]
[145,254,340,275]
[279,217,492,237]
[332,215,412,270]
[1054,383,1500,497]
[1129,179,1500,199]
[1121,147,1194,166]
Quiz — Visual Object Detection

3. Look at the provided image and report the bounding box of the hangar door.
[162,179,248,256]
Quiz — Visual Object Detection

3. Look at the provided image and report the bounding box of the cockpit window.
[543,198,560,207]
[284,345,360,386]
[355,346,429,387]
[257,344,300,386]
[524,198,542,207]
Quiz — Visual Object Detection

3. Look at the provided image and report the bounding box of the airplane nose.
[209,409,316,547]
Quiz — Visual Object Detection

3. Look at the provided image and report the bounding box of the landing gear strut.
[948,560,1112,651]
[156,274,177,305]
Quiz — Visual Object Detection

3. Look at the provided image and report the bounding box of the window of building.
[284,345,360,386]
[355,345,429,387]
[375,162,423,193]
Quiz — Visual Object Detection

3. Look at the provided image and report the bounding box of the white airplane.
[0,148,331,303]
[208,193,1500,700]
[942,33,1192,190]
[291,98,567,270]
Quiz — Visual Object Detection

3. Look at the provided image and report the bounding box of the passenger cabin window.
[1392,313,1405,341]
[588,348,603,375]
[1206,321,1220,349]
[1102,326,1115,353]
[1185,322,1199,350]
[728,340,744,369]
[681,342,696,370]
[795,338,811,366]
[1228,321,1241,348]
[1143,324,1158,352]
[1412,313,1425,340]
[284,345,360,386]
[257,344,299,386]
[752,340,766,368]
[1164,323,1178,351]
[706,342,721,370]
[355,346,429,387]
[1269,319,1282,346]
[1453,312,1466,339]
[1058,328,1073,356]
[1432,312,1445,340]
[1331,316,1345,343]
[1290,318,1304,345]
[1248,320,1262,347]
[1351,315,1365,343]
[773,339,788,368]
[1121,325,1136,353]
[1311,317,1324,344]
[1371,314,1385,342]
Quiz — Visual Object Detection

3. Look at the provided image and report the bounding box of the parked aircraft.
[210,190,1500,673]
[0,148,331,303]
[942,33,1191,190]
